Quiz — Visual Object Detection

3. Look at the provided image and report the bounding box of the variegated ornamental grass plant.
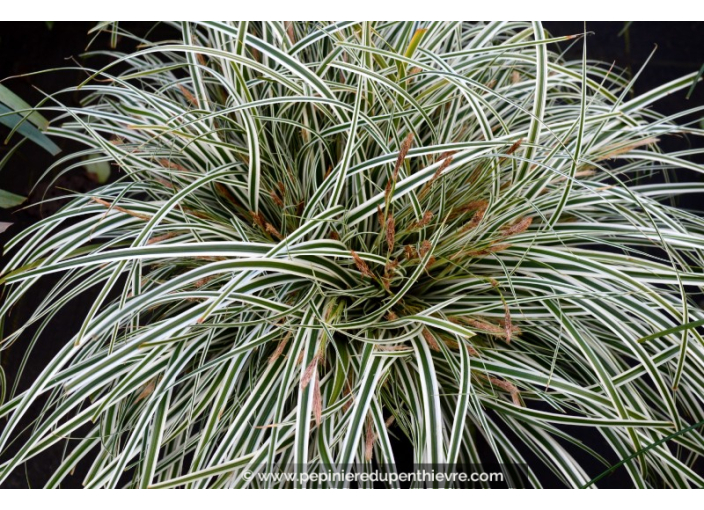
[1,21,704,488]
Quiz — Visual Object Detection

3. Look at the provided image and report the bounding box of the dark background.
[0,21,702,488]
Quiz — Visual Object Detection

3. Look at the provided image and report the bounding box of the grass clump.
[1,21,704,488]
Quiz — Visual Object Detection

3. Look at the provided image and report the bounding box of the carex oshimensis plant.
[1,21,704,488]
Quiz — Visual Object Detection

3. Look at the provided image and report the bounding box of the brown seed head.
[301,354,320,389]
[312,373,322,426]
[503,301,513,344]
[270,189,284,207]
[420,240,432,257]
[91,197,151,221]
[420,156,453,198]
[411,210,434,230]
[269,332,292,364]
[265,223,283,240]
[364,414,375,462]
[394,133,414,179]
[422,327,441,351]
[404,245,418,260]
[158,158,189,172]
[386,213,396,250]
[250,211,266,229]
[386,133,414,200]
[351,250,374,279]
[147,231,180,245]
[506,138,523,156]
[466,243,511,257]
[194,275,216,288]
[178,85,199,107]
[502,216,532,237]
